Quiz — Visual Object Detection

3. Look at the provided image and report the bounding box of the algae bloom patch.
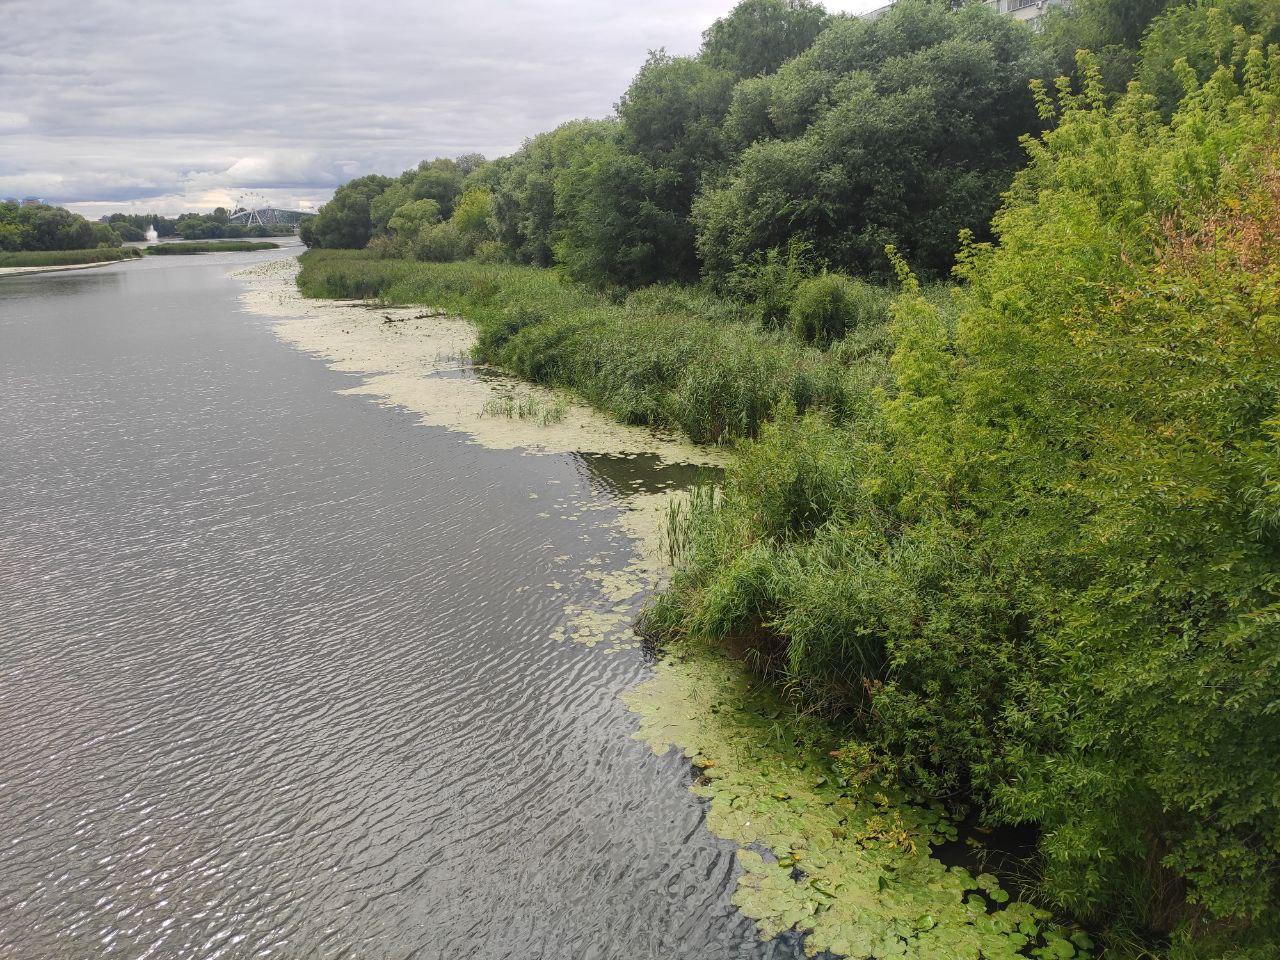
[623,653,1087,960]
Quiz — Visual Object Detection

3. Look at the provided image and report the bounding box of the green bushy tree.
[556,51,735,286]
[302,174,394,248]
[487,119,617,267]
[695,0,1047,281]
[701,0,830,79]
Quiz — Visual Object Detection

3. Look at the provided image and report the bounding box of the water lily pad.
[622,651,1083,959]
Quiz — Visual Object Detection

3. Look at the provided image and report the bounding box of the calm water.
[0,251,798,960]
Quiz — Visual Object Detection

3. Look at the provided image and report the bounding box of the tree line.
[301,0,1277,296]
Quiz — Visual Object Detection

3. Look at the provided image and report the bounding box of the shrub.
[414,221,468,262]
[653,36,1280,953]
[788,272,860,345]
[472,239,507,264]
[727,242,812,328]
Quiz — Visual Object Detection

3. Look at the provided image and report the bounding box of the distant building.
[982,0,1067,29]
[861,0,1068,29]
[1,198,18,206]
[20,197,45,207]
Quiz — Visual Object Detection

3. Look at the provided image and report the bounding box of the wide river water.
[0,249,802,959]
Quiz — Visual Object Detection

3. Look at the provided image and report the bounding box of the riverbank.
[0,260,130,278]
[236,255,1084,960]
[0,247,142,275]
[238,256,725,651]
[294,250,882,446]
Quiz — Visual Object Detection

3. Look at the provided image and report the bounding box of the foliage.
[414,221,470,262]
[144,241,279,254]
[296,251,889,444]
[788,272,887,345]
[1036,0,1183,93]
[105,212,180,239]
[301,173,394,248]
[554,137,697,287]
[403,157,470,218]
[0,202,120,251]
[386,198,442,253]
[651,25,1280,955]
[555,52,736,286]
[694,0,1048,281]
[700,0,830,79]
[449,187,495,242]
[1137,0,1280,114]
[724,240,814,328]
[487,119,617,267]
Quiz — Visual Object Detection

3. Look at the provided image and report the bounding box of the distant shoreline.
[0,260,124,279]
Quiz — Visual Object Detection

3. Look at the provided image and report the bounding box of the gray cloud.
[2,0,883,215]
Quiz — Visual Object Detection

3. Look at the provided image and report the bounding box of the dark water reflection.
[572,452,723,500]
[0,253,801,959]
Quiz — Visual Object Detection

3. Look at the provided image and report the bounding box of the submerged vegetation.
[296,0,1280,955]
[0,247,142,267]
[481,392,569,426]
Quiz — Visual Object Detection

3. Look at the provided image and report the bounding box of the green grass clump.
[481,392,568,426]
[297,251,894,445]
[0,247,142,267]
[788,272,889,345]
[146,241,279,255]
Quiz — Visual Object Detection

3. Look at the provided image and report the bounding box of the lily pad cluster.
[622,652,1089,959]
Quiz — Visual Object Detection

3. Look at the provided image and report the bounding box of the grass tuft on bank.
[0,248,142,267]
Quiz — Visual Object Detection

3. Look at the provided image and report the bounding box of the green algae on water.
[623,653,1086,960]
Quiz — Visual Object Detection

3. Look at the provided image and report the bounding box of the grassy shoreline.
[0,248,142,268]
[296,249,897,446]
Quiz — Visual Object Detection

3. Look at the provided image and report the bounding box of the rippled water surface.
[0,252,799,960]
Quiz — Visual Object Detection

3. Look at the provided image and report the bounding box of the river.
[0,249,803,959]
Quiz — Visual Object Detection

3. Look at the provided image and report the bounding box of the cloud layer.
[2,0,881,215]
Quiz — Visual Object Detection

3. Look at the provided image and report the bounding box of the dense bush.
[787,272,887,345]
[414,221,469,262]
[695,0,1047,282]
[301,174,395,249]
[649,31,1280,955]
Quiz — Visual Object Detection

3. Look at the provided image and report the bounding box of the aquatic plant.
[623,652,1089,960]
[480,392,568,426]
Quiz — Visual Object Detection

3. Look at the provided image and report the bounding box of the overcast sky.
[1,0,885,217]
